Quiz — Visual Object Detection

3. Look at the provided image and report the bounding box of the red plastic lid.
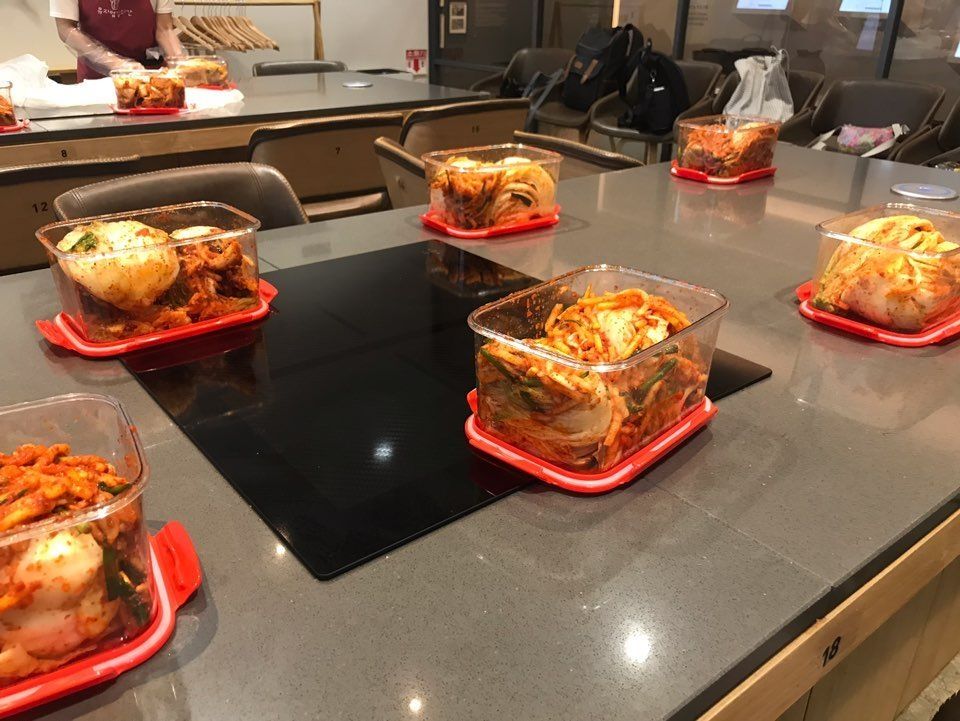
[795,281,960,347]
[0,521,201,718]
[110,104,193,115]
[0,119,29,134]
[465,389,717,494]
[36,279,277,358]
[670,161,776,185]
[420,205,561,239]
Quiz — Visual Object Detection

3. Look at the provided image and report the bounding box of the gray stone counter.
[15,144,960,721]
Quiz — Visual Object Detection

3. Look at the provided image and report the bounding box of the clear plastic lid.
[816,202,960,259]
[37,201,261,261]
[0,393,147,546]
[675,114,783,133]
[468,264,729,373]
[422,143,563,172]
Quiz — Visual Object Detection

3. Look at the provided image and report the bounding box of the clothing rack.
[174,0,324,59]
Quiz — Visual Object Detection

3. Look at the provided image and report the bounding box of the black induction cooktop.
[127,242,538,579]
[127,242,771,580]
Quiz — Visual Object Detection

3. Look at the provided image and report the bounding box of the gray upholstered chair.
[248,113,403,221]
[252,60,347,77]
[373,137,427,209]
[587,60,722,162]
[893,98,960,166]
[469,47,573,96]
[398,98,530,156]
[54,162,308,230]
[512,130,642,178]
[0,155,142,273]
[779,79,944,159]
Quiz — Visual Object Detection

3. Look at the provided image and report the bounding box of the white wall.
[4,0,428,78]
[4,0,74,69]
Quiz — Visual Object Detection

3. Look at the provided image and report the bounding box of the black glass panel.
[127,242,537,579]
[127,241,771,580]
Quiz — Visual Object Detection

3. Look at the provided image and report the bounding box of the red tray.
[670,161,776,185]
[110,104,194,115]
[0,522,201,718]
[465,389,716,494]
[36,279,277,358]
[0,119,29,133]
[795,281,960,347]
[420,205,561,239]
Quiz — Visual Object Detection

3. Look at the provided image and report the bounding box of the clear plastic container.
[110,68,186,109]
[811,203,960,333]
[425,241,534,298]
[676,115,781,178]
[36,202,262,343]
[0,81,16,127]
[167,55,230,88]
[467,265,728,473]
[0,393,152,687]
[423,143,562,230]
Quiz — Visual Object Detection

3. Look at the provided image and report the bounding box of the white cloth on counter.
[0,54,243,110]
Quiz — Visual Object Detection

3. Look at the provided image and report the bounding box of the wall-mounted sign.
[406,49,427,74]
[449,1,467,34]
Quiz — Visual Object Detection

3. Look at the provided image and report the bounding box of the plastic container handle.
[152,521,202,610]
[34,319,69,350]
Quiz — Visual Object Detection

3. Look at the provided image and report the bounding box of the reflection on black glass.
[425,240,537,299]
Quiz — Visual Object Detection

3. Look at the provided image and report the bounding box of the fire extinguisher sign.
[406,49,427,74]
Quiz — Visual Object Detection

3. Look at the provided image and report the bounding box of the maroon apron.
[77,0,157,80]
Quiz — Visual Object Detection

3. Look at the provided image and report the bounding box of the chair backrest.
[0,156,142,273]
[249,113,403,203]
[54,162,309,230]
[788,69,824,112]
[373,137,428,209]
[938,97,960,152]
[252,60,347,77]
[712,68,825,114]
[513,130,642,178]
[398,98,531,156]
[811,79,944,134]
[678,60,722,105]
[504,47,574,87]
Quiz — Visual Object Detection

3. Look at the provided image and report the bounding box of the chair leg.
[644,142,659,165]
[578,126,590,144]
[607,135,618,152]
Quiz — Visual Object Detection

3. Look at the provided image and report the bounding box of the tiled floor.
[898,654,960,721]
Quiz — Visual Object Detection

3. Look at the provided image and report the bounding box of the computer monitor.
[735,0,791,13]
[838,0,891,16]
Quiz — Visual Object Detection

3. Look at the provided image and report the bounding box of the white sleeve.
[156,0,176,14]
[49,0,79,21]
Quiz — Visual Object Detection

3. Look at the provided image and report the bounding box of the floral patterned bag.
[810,123,908,157]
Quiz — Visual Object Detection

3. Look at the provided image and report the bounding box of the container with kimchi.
[811,203,960,333]
[0,393,151,686]
[167,55,230,88]
[0,82,16,127]
[468,265,728,474]
[37,202,262,343]
[423,144,561,231]
[110,69,186,110]
[676,115,781,179]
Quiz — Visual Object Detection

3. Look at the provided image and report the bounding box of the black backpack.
[617,40,690,135]
[561,25,642,112]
